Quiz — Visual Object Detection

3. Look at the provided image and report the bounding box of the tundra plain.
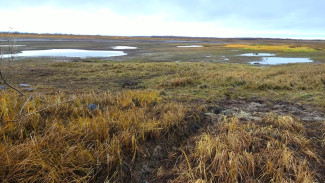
[1,34,325,182]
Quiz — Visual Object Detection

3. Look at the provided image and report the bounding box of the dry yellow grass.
[173,115,322,183]
[7,59,325,106]
[0,90,186,182]
[152,62,325,106]
[1,33,325,182]
[1,64,325,181]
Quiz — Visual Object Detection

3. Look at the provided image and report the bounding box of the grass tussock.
[225,44,317,52]
[161,76,198,87]
[174,115,322,183]
[0,90,187,182]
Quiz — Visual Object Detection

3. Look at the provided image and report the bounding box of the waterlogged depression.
[112,46,137,49]
[250,57,313,65]
[240,53,313,65]
[3,49,126,58]
[240,53,276,57]
[177,45,203,48]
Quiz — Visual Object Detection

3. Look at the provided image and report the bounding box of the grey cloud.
[170,0,325,31]
[1,0,324,34]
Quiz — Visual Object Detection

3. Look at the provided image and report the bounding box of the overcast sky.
[0,0,324,39]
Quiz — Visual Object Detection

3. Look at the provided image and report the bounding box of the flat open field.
[1,34,325,182]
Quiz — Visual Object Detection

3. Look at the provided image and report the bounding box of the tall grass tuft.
[174,115,320,182]
[0,90,186,182]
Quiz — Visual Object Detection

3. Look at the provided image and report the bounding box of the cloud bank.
[0,0,324,38]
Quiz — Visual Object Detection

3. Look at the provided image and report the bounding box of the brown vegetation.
[173,115,323,182]
[0,90,187,182]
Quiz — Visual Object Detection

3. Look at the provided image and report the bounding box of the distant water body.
[2,49,126,58]
[112,46,137,49]
[250,57,313,65]
[177,45,203,48]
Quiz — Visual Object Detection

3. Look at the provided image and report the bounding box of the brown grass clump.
[166,77,196,87]
[0,90,186,182]
[160,70,200,87]
[173,115,322,183]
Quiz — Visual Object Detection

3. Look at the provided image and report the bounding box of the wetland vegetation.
[1,33,325,182]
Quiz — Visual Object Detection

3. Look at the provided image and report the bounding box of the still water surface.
[250,57,313,65]
[4,49,126,58]
[112,46,137,49]
[240,53,313,65]
[177,45,203,48]
[240,53,275,57]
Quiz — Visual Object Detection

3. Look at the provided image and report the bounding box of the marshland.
[1,33,325,182]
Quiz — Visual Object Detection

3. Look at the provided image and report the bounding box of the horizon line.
[0,31,324,41]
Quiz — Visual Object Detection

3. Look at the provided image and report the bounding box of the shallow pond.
[250,57,313,65]
[240,53,313,65]
[112,46,137,49]
[3,49,126,58]
[177,45,203,48]
[240,53,275,56]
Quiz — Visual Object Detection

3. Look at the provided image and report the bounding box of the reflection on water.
[3,49,126,58]
[240,52,313,65]
[177,45,203,48]
[112,46,137,49]
[250,57,313,65]
[240,53,275,56]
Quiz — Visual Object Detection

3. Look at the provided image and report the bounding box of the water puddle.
[222,56,229,61]
[3,49,126,58]
[112,46,137,50]
[177,45,203,48]
[250,57,313,65]
[240,53,275,56]
[240,53,313,65]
